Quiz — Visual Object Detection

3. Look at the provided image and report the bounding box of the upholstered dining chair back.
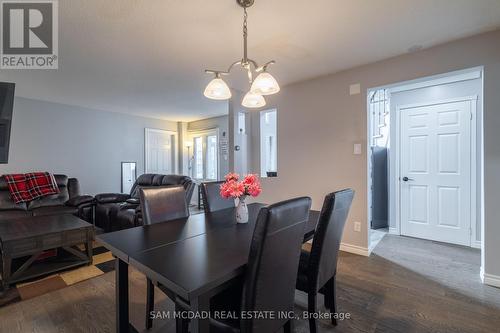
[241,197,311,333]
[309,189,354,291]
[139,186,189,225]
[201,181,235,213]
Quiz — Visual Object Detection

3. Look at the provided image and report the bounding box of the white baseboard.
[483,273,500,289]
[471,240,481,249]
[388,227,399,235]
[340,243,370,257]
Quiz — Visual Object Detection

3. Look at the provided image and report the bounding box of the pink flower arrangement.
[220,173,262,199]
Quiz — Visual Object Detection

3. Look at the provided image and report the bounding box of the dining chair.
[140,186,189,225]
[139,186,189,330]
[175,196,312,333]
[295,189,354,333]
[200,181,235,213]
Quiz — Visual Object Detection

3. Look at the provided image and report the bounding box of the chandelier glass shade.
[203,0,280,108]
[250,71,280,95]
[204,77,232,100]
[242,91,266,108]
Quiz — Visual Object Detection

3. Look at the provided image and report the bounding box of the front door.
[400,100,472,246]
[188,129,219,181]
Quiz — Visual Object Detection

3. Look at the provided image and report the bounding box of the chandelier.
[203,0,280,108]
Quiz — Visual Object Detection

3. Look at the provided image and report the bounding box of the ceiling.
[1,0,500,121]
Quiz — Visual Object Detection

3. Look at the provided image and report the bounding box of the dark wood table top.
[98,203,319,300]
[0,214,93,242]
[98,203,318,262]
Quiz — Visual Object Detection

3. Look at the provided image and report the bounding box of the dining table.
[97,203,319,333]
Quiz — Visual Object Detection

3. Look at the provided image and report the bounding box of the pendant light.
[204,75,232,100]
[203,0,280,108]
[242,91,266,108]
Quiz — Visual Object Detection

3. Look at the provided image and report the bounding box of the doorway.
[367,67,483,252]
[188,129,219,181]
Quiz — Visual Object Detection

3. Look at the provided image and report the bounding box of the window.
[260,109,277,177]
[206,135,218,180]
[189,130,219,180]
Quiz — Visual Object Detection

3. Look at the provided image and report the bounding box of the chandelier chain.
[243,7,248,63]
[243,8,248,38]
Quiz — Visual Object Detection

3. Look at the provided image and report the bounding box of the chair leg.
[145,278,154,330]
[323,280,332,309]
[308,291,318,333]
[284,319,293,333]
[175,303,189,333]
[326,276,338,326]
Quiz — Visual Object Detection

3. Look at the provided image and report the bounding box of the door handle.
[402,177,414,182]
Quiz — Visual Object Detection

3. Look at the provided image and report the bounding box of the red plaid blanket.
[4,172,60,204]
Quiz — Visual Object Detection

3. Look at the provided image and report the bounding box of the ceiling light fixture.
[203,0,280,108]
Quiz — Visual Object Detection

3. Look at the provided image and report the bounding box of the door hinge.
[470,112,473,120]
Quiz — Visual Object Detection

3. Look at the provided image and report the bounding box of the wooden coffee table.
[0,214,94,290]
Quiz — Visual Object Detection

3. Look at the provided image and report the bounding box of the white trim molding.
[340,243,370,257]
[483,273,500,289]
[388,69,481,94]
[369,66,483,93]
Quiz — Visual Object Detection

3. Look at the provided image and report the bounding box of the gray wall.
[249,29,500,278]
[0,97,178,195]
[389,77,483,244]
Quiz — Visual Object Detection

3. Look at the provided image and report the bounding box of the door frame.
[366,66,484,254]
[144,128,179,174]
[394,96,478,246]
[187,128,220,181]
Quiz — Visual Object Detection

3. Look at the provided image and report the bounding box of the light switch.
[349,83,361,95]
[353,143,362,155]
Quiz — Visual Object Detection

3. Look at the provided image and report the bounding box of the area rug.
[0,244,115,308]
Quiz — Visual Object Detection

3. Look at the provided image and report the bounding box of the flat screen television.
[0,82,15,164]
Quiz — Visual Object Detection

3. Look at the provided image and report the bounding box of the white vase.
[236,195,249,223]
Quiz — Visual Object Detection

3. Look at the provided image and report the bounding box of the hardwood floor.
[1,235,499,333]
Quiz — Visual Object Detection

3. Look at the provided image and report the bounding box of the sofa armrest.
[95,193,130,204]
[67,195,94,207]
[126,198,140,205]
[118,198,140,210]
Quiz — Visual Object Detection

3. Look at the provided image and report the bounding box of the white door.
[145,128,177,174]
[400,100,472,246]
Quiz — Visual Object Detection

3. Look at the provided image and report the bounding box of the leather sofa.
[0,175,94,222]
[94,174,195,232]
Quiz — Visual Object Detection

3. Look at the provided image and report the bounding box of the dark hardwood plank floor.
[1,235,499,332]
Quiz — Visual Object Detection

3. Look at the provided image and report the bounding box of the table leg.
[86,232,93,265]
[1,255,11,292]
[190,293,210,333]
[116,258,138,333]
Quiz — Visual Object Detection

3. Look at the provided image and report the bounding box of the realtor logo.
[1,0,58,69]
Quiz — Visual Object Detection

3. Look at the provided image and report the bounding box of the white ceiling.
[1,0,500,121]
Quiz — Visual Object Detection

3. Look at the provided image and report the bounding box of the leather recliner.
[0,175,94,222]
[94,174,195,232]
